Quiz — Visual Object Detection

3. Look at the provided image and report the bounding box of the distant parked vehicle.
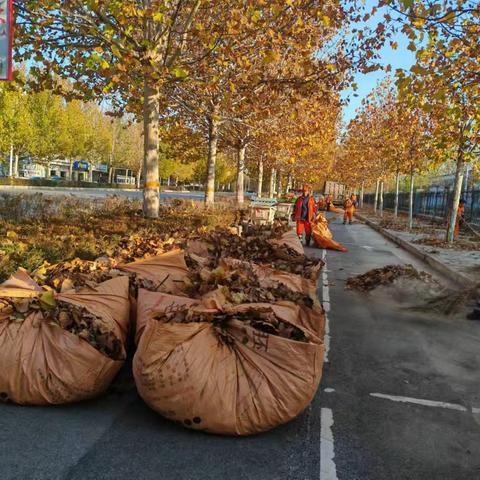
[50,175,66,182]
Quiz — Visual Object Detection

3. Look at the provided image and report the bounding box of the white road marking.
[320,408,338,480]
[471,407,480,414]
[370,393,468,412]
[324,388,336,394]
[321,249,331,363]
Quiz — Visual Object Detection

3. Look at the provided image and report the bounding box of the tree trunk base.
[143,188,160,219]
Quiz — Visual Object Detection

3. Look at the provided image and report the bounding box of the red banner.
[0,0,12,81]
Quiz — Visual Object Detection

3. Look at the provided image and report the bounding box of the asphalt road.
[0,185,207,201]
[1,214,479,480]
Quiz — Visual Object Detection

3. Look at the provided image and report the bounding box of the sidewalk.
[355,208,480,287]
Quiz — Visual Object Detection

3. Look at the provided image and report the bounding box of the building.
[18,158,111,183]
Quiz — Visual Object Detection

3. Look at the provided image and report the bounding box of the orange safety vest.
[344,198,354,211]
[294,195,316,222]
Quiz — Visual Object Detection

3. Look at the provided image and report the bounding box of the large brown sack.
[119,248,189,296]
[134,290,324,436]
[312,215,348,252]
[268,230,305,262]
[0,271,130,405]
[216,258,325,338]
[221,257,317,296]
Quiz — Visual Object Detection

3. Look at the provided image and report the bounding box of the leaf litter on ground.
[184,260,317,309]
[346,263,479,318]
[346,264,433,292]
[154,307,310,343]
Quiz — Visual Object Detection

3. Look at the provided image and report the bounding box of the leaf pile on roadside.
[413,236,479,251]
[154,307,309,343]
[346,264,432,292]
[33,258,116,292]
[184,263,315,308]
[186,229,323,279]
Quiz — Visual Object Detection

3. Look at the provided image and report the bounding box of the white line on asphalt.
[370,393,468,412]
[324,388,336,394]
[472,407,480,414]
[320,408,338,480]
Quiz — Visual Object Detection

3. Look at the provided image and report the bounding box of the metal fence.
[364,188,480,225]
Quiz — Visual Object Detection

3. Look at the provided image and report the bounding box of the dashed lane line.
[370,393,480,413]
[320,408,339,480]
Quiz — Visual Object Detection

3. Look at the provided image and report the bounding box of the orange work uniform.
[325,195,333,211]
[317,197,326,211]
[343,198,355,224]
[294,194,316,238]
[454,203,465,238]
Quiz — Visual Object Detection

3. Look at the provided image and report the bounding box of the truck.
[323,181,346,202]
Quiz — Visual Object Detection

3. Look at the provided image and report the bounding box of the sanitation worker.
[351,193,358,208]
[325,194,333,212]
[317,195,326,212]
[343,195,355,225]
[295,184,316,246]
[454,199,466,239]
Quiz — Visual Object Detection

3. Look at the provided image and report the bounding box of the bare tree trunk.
[360,182,364,208]
[408,167,415,230]
[374,179,380,213]
[143,79,160,218]
[136,166,142,189]
[286,173,292,195]
[394,171,400,218]
[269,168,276,198]
[446,156,465,243]
[236,143,246,205]
[379,181,384,217]
[108,167,114,184]
[69,160,74,181]
[14,154,19,178]
[9,144,13,177]
[276,169,282,199]
[463,163,470,195]
[257,157,264,198]
[205,105,219,206]
[46,161,51,179]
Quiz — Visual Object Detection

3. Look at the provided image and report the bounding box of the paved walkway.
[358,209,480,283]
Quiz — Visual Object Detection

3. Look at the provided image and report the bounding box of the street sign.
[95,164,109,173]
[0,0,13,81]
[73,160,89,172]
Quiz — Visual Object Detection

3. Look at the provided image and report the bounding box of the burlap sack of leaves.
[186,230,323,281]
[184,258,325,339]
[268,230,305,262]
[312,215,348,252]
[133,290,324,436]
[118,248,190,297]
[0,269,130,405]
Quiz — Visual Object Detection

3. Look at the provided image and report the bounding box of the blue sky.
[341,2,417,123]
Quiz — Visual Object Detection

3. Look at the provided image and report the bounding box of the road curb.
[355,212,474,287]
